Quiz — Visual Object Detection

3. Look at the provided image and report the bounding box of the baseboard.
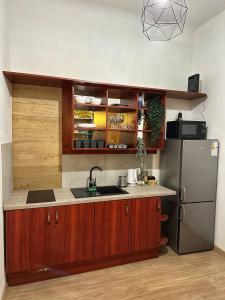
[214,246,225,257]
[1,284,8,300]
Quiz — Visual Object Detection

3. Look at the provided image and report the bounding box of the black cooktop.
[26,189,56,204]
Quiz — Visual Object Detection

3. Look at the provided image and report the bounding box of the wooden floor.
[6,248,225,300]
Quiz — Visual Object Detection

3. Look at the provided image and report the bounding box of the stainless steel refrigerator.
[160,140,219,254]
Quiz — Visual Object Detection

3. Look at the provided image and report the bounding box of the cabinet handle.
[47,212,51,225]
[55,211,59,224]
[157,199,161,212]
[125,204,129,215]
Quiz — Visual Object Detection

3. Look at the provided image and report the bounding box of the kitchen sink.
[71,185,129,199]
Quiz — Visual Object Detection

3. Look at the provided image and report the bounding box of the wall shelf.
[3,71,208,155]
[3,71,207,101]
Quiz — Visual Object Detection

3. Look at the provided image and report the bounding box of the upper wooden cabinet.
[62,83,166,154]
[3,71,207,155]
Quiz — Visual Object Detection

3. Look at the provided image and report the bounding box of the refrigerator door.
[178,202,216,254]
[181,140,218,203]
[160,139,182,192]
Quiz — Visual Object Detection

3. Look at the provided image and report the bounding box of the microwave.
[166,121,207,140]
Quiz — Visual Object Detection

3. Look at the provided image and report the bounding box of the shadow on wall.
[62,154,153,188]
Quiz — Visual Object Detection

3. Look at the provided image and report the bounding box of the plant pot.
[83,140,90,148]
[90,140,97,148]
[75,140,83,149]
[97,140,105,148]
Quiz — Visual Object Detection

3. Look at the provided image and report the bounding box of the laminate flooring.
[6,248,225,300]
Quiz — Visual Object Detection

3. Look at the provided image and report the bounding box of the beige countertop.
[3,185,176,211]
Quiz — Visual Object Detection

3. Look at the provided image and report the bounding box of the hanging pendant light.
[142,0,188,41]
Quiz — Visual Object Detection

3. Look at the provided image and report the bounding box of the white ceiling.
[87,0,225,29]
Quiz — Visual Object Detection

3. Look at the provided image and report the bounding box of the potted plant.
[145,95,165,146]
[136,137,147,185]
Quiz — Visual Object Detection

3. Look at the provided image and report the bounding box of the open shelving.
[3,71,208,155]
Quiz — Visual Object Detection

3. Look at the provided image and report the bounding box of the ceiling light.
[141,0,188,41]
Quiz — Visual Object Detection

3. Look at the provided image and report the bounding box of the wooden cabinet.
[62,83,166,155]
[5,207,52,273]
[94,200,130,259]
[51,204,94,265]
[5,197,162,285]
[5,203,94,273]
[94,198,161,259]
[130,197,161,252]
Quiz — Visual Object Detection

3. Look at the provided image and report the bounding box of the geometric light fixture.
[141,0,188,41]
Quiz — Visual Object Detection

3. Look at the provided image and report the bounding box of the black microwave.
[166,121,207,140]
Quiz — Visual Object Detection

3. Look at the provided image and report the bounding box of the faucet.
[88,166,103,190]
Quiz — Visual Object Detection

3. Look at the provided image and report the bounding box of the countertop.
[3,185,176,211]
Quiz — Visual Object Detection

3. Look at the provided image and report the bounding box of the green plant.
[138,110,144,125]
[136,138,146,184]
[145,95,165,144]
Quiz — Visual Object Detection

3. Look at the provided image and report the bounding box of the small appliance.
[127,169,137,186]
[166,120,207,140]
[118,176,128,188]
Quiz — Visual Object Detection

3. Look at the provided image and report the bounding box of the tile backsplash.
[62,154,153,188]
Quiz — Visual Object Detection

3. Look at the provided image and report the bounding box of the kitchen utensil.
[127,169,137,186]
[118,176,128,188]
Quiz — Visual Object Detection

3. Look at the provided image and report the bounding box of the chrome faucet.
[88,166,103,190]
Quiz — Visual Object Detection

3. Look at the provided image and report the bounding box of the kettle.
[127,169,138,186]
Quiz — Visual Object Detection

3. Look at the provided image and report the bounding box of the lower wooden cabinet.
[5,203,94,273]
[5,197,161,285]
[5,207,51,273]
[130,197,161,252]
[50,204,94,265]
[94,200,130,259]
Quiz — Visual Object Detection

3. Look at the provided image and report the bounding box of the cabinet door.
[94,200,129,259]
[51,203,94,265]
[130,197,161,252]
[5,208,52,273]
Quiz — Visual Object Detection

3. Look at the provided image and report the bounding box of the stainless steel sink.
[71,185,129,199]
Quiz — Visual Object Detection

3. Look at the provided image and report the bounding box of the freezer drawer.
[178,202,216,254]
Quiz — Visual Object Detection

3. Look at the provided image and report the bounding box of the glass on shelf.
[74,130,106,149]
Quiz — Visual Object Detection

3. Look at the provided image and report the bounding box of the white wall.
[7,0,192,90]
[0,0,11,296]
[191,10,225,251]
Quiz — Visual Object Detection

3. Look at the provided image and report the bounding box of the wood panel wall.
[12,84,62,190]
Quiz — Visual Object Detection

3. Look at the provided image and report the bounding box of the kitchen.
[1,0,225,299]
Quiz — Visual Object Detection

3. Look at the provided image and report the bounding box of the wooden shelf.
[107,128,136,132]
[69,148,157,154]
[74,103,106,111]
[108,106,137,113]
[160,215,168,222]
[3,71,207,101]
[160,235,168,246]
[74,128,106,131]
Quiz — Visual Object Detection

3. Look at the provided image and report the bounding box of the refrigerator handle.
[179,206,185,222]
[180,186,186,202]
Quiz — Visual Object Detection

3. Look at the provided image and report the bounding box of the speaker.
[188,74,200,92]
